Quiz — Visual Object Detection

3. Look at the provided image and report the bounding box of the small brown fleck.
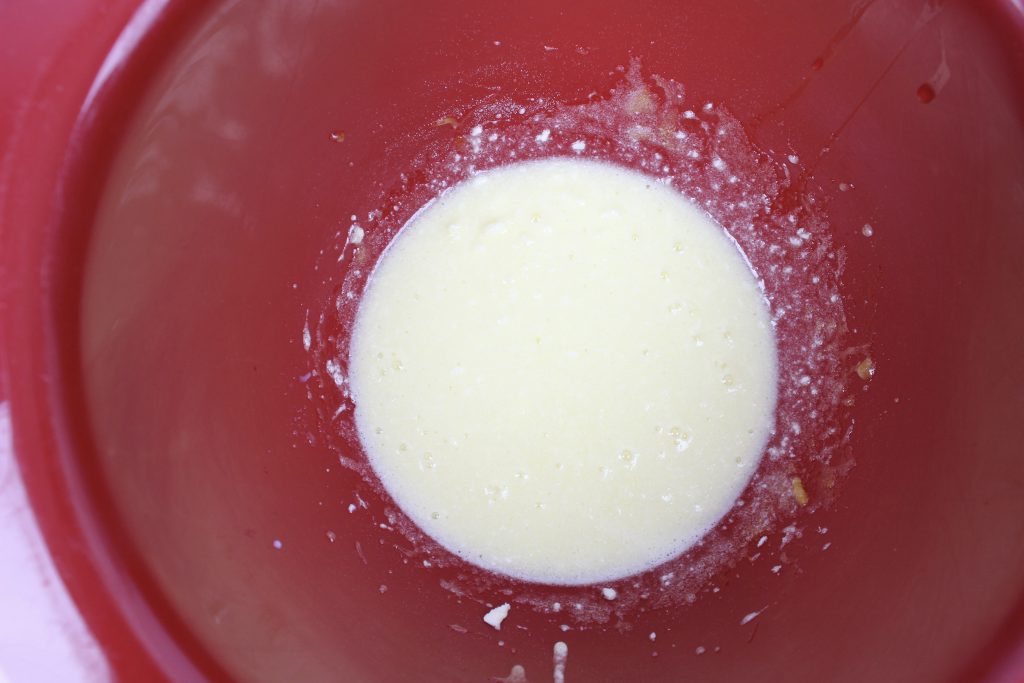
[657,122,677,144]
[626,87,656,114]
[856,357,876,381]
[792,477,809,506]
[436,115,460,129]
[330,131,346,143]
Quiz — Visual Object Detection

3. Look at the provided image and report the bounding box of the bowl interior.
[52,0,1024,681]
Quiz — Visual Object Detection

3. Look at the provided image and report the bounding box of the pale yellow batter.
[348,158,777,585]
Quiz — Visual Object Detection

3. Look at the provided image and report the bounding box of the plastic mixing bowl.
[2,1,1023,681]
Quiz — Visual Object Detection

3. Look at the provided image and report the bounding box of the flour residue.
[302,59,856,630]
[552,641,568,683]
[484,603,511,631]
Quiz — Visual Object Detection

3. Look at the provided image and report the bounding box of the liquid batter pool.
[348,157,777,585]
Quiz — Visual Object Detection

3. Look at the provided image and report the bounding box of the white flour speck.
[325,359,345,388]
[348,224,364,245]
[483,603,511,630]
[740,607,766,625]
[553,642,569,683]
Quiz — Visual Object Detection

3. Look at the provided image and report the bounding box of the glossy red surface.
[2,1,1024,682]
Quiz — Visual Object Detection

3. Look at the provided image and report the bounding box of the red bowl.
[2,1,1024,681]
